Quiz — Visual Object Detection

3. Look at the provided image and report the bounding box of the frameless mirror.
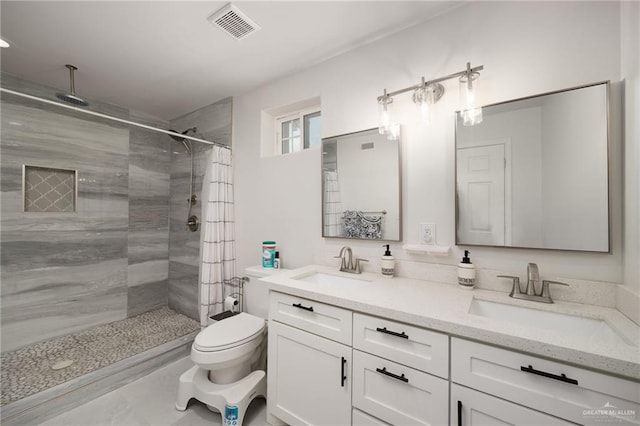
[322,128,402,241]
[455,81,610,252]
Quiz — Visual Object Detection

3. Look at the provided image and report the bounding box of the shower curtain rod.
[0,87,231,150]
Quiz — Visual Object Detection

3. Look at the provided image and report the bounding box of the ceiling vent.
[208,3,261,40]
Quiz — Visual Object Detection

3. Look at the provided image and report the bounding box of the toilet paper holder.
[208,276,246,323]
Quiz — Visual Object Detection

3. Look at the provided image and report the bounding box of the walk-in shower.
[169,127,200,232]
[0,75,228,424]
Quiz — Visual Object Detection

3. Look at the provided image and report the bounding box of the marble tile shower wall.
[1,93,131,352]
[168,97,233,319]
[127,112,172,317]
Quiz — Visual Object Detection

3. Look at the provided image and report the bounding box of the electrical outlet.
[420,223,436,245]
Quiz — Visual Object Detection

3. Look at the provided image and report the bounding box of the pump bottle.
[381,244,395,278]
[457,250,476,289]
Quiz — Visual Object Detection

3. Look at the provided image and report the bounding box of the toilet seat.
[194,312,265,352]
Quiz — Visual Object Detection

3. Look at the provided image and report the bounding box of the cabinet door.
[353,409,391,426]
[352,349,448,425]
[267,321,352,426]
[451,384,573,426]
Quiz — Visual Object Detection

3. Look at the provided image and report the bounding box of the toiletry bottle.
[381,244,395,278]
[273,251,280,269]
[458,250,476,289]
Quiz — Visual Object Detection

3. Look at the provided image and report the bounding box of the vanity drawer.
[269,291,352,345]
[352,349,449,426]
[452,338,640,425]
[353,312,449,378]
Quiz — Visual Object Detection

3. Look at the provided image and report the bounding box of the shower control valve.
[186,215,199,232]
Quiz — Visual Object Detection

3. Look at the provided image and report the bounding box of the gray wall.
[168,97,233,320]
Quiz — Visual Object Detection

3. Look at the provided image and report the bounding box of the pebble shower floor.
[1,307,200,406]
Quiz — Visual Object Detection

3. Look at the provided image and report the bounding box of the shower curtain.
[199,145,236,327]
[323,170,343,237]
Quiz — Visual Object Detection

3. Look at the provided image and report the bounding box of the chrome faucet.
[335,246,368,274]
[497,263,568,304]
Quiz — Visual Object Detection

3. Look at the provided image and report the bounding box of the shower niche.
[23,165,77,213]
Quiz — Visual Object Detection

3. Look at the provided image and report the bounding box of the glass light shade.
[459,72,483,126]
[413,86,431,125]
[413,83,443,126]
[386,123,400,141]
[378,96,394,134]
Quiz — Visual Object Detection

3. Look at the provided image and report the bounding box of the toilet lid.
[194,312,265,352]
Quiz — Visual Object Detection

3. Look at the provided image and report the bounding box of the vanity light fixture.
[377,62,484,135]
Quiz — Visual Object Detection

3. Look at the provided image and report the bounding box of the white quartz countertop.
[261,264,640,381]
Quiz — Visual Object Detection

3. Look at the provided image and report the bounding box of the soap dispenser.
[381,244,395,278]
[457,250,476,289]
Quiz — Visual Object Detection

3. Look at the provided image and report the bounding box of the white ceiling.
[1,1,462,120]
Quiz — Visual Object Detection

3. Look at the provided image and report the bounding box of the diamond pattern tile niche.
[24,165,76,212]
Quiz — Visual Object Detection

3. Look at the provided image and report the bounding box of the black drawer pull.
[521,365,578,385]
[376,327,408,339]
[457,400,462,426]
[292,303,314,312]
[376,367,409,383]
[341,357,347,387]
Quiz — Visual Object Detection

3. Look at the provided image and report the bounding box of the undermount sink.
[293,271,372,286]
[468,299,628,345]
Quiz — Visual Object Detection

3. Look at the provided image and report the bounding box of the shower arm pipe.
[0,87,230,151]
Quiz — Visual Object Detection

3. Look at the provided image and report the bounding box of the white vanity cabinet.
[352,313,449,425]
[451,338,640,425]
[268,292,353,425]
[267,287,640,426]
[267,293,450,426]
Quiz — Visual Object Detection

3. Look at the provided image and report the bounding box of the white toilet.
[176,266,283,426]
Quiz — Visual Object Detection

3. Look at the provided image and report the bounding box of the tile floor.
[39,356,268,426]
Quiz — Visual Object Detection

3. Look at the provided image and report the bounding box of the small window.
[304,111,321,149]
[275,106,321,155]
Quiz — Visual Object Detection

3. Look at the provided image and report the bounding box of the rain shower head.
[56,64,89,107]
[168,127,197,154]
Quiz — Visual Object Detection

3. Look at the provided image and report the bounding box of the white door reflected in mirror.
[455,81,609,252]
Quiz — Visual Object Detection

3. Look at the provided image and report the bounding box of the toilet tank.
[243,266,288,320]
